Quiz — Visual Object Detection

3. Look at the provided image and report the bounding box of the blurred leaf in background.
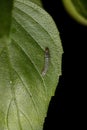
[62,0,87,25]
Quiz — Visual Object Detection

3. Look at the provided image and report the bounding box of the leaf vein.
[11,37,47,96]
[14,4,57,48]
[12,66,40,122]
[19,109,34,130]
[12,15,44,52]
[6,98,13,130]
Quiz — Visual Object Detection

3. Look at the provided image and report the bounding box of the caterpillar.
[42,47,50,76]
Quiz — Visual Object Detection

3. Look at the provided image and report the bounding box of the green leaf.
[28,0,42,7]
[71,0,87,19]
[62,0,87,25]
[0,0,13,37]
[0,0,63,129]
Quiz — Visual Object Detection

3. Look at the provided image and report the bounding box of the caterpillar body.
[42,47,50,76]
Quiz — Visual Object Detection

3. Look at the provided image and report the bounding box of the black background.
[42,0,87,129]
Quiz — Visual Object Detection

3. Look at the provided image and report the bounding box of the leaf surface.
[29,0,42,7]
[0,0,63,129]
